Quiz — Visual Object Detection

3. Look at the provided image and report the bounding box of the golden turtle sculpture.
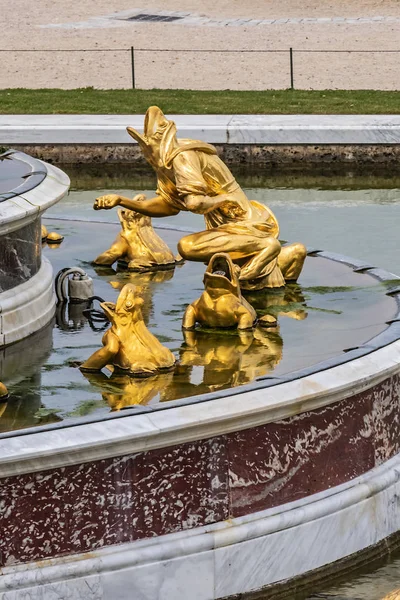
[41,224,64,244]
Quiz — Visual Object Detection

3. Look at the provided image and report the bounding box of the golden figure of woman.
[94,107,306,291]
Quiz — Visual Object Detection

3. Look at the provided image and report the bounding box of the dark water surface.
[2,216,394,434]
[54,164,400,275]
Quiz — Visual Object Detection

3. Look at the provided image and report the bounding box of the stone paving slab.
[2,114,400,146]
[42,8,400,29]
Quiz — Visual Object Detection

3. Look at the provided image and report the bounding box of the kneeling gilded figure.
[94,106,306,291]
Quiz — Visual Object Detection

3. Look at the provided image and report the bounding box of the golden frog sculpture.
[182,253,275,330]
[106,268,175,325]
[0,382,8,402]
[93,207,179,272]
[80,283,176,377]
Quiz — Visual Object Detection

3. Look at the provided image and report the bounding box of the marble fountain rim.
[0,334,399,477]
[0,445,399,593]
[0,153,70,236]
[0,256,56,347]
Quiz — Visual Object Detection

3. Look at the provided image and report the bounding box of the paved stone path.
[42,7,400,30]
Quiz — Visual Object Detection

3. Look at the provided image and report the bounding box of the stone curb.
[2,115,400,145]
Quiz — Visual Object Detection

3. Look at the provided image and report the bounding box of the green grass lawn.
[1,88,400,114]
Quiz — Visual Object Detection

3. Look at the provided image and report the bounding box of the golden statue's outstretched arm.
[94,194,179,217]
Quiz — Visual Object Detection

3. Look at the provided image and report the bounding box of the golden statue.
[93,207,179,271]
[0,382,8,401]
[183,252,276,330]
[93,106,306,292]
[80,283,176,377]
[381,591,400,600]
[41,224,64,244]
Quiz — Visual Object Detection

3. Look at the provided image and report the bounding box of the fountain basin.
[0,150,69,344]
[0,214,399,598]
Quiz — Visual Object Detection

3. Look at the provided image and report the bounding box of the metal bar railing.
[0,47,399,90]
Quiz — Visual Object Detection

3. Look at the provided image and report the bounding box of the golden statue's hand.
[94,194,121,211]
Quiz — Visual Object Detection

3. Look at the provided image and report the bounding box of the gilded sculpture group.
[80,107,307,378]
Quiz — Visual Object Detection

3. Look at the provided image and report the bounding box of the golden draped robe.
[154,138,285,288]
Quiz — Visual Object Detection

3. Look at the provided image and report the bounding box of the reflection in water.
[96,265,176,324]
[0,401,7,419]
[81,327,283,409]
[55,268,176,332]
[243,283,308,321]
[1,219,395,433]
[162,328,283,402]
[0,323,59,433]
[0,374,63,433]
[313,554,400,600]
[0,322,53,384]
[56,302,91,332]
[81,370,174,410]
[63,162,400,193]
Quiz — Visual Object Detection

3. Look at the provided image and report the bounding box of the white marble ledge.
[0,161,70,235]
[0,340,399,478]
[2,115,400,145]
[1,452,400,599]
[0,115,231,145]
[0,258,56,346]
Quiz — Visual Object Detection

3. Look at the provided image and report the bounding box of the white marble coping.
[0,339,399,478]
[0,257,55,346]
[1,448,399,594]
[2,115,400,145]
[0,160,70,235]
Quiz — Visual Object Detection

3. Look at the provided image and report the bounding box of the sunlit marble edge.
[2,115,400,145]
[0,257,56,346]
[0,340,399,478]
[0,160,70,235]
[1,450,400,598]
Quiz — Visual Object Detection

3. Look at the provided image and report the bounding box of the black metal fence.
[1,47,399,89]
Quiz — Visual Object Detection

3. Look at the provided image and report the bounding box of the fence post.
[289,47,294,89]
[131,46,135,89]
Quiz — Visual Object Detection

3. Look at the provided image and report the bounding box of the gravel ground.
[1,0,400,89]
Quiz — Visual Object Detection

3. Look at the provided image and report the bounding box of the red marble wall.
[0,374,399,567]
